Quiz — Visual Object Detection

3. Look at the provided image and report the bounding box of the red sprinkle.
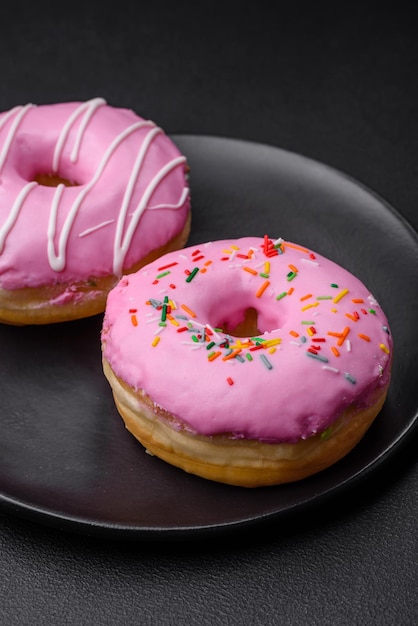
[226,377,234,386]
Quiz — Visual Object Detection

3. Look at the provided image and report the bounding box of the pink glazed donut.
[101,236,393,487]
[0,98,191,324]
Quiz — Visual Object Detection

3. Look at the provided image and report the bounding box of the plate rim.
[0,133,417,541]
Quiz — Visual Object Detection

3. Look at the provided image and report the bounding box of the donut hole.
[216,307,262,338]
[33,173,80,187]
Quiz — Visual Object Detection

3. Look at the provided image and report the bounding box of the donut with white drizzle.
[0,98,191,324]
[101,236,393,487]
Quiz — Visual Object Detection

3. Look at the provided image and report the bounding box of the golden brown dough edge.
[0,212,191,325]
[102,357,390,488]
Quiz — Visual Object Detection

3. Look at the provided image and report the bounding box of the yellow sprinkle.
[333,288,349,304]
[169,299,177,309]
[268,347,276,354]
[230,245,240,250]
[223,248,232,254]
[264,262,270,274]
[169,317,180,327]
[380,343,390,354]
[263,338,282,348]
[301,302,319,311]
[331,307,338,313]
[152,336,160,347]
[306,327,315,336]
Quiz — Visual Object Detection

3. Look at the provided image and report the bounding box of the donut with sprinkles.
[0,98,191,324]
[101,236,393,487]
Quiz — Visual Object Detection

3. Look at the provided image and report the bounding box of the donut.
[0,98,191,324]
[101,235,393,487]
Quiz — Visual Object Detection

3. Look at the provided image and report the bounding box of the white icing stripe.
[78,219,115,238]
[52,97,106,172]
[47,120,155,272]
[113,154,188,275]
[0,104,34,175]
[0,182,38,253]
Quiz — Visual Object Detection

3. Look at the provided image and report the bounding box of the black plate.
[0,135,417,540]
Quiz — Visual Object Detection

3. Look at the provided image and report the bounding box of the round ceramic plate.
[0,135,417,540]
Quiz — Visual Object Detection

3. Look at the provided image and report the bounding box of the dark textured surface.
[0,4,417,625]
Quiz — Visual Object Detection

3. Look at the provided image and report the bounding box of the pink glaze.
[0,98,190,290]
[102,236,393,443]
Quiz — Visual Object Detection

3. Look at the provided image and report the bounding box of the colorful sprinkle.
[256,280,270,298]
[181,304,196,318]
[260,354,273,370]
[333,288,349,304]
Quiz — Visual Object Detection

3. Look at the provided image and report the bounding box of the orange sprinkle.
[287,287,295,295]
[345,313,359,322]
[131,314,138,327]
[204,260,212,266]
[331,346,340,357]
[358,333,371,341]
[300,293,313,301]
[200,268,207,273]
[352,298,364,303]
[288,264,299,273]
[181,304,196,318]
[289,330,299,337]
[152,336,160,347]
[337,327,350,346]
[327,331,342,338]
[243,266,257,276]
[208,351,221,361]
[256,280,270,298]
[283,242,310,253]
[222,349,242,361]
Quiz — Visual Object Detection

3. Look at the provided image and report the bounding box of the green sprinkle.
[331,283,339,288]
[206,341,215,350]
[287,271,297,281]
[316,295,333,300]
[276,291,287,300]
[156,270,170,279]
[186,267,199,282]
[259,272,270,279]
[301,320,315,325]
[246,353,253,361]
[191,335,199,343]
[158,322,167,327]
[321,427,332,441]
[369,309,376,315]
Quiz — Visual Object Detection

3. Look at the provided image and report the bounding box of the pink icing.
[102,236,393,443]
[0,98,190,290]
